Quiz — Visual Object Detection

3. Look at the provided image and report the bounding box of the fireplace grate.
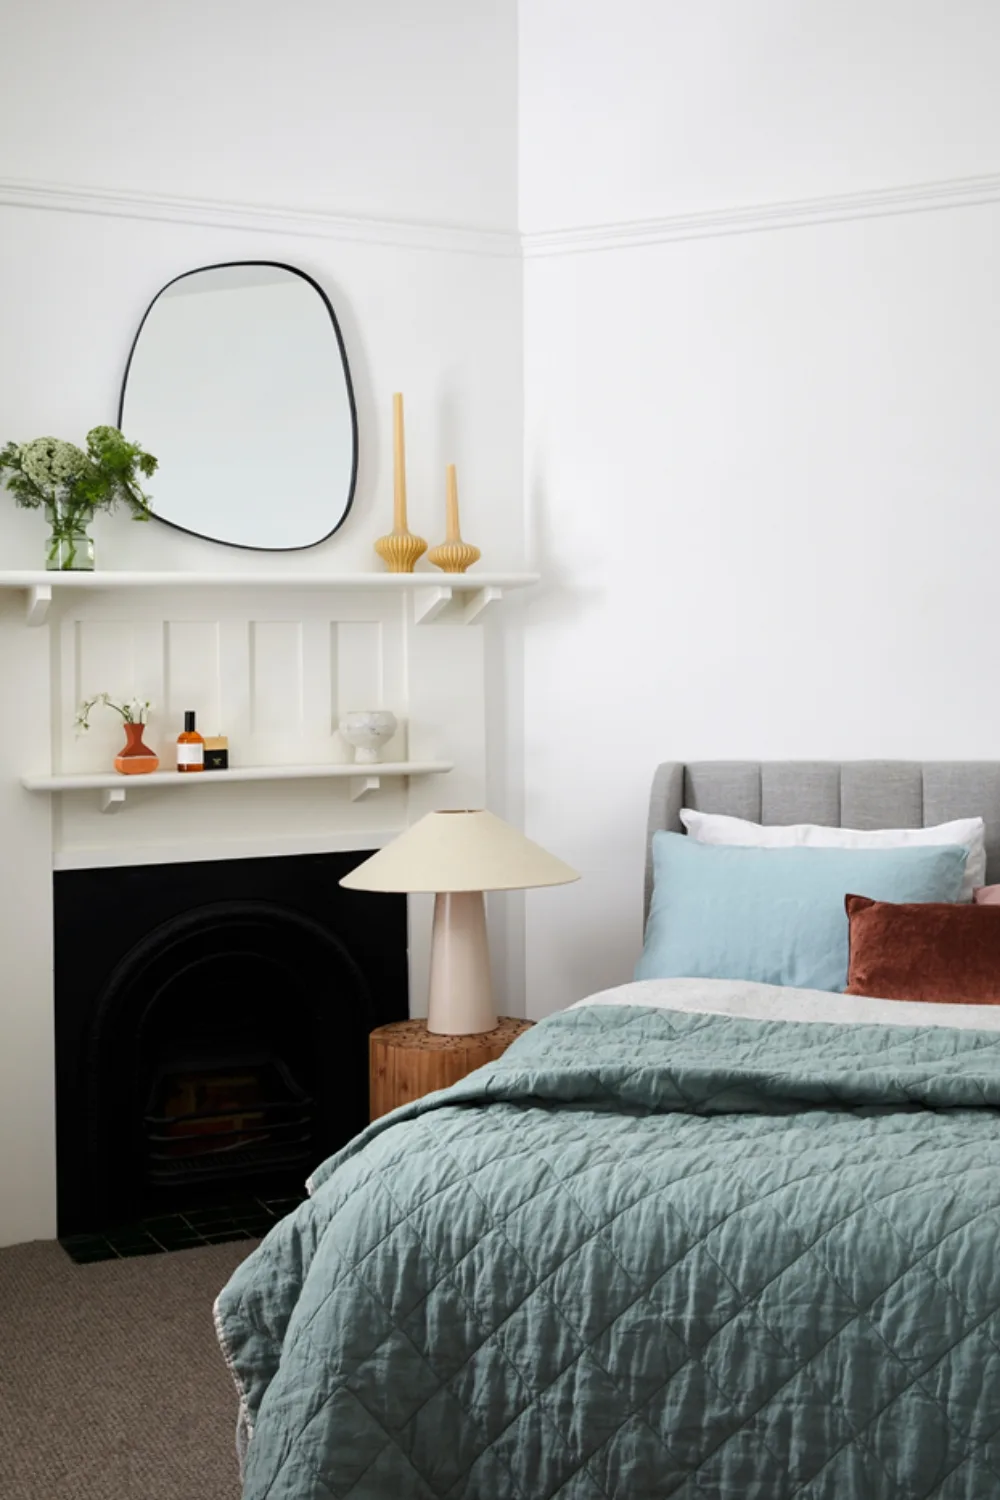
[143,1055,315,1187]
[148,1136,315,1185]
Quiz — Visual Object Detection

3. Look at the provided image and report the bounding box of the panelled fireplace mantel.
[0,570,530,1246]
[0,570,538,628]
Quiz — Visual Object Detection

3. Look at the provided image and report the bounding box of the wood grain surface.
[369,1016,532,1120]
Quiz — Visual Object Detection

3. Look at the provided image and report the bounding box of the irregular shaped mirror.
[119,262,357,550]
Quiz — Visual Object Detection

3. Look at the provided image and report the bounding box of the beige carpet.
[0,1237,256,1500]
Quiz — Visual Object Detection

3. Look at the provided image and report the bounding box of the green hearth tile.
[59,1239,119,1264]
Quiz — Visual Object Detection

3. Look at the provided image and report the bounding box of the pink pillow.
[974,886,1000,905]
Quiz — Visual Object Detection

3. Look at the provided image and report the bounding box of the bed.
[216,760,1000,1499]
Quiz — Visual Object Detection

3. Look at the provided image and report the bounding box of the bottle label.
[177,743,204,767]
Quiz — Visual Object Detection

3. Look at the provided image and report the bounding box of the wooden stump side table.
[369,1017,533,1121]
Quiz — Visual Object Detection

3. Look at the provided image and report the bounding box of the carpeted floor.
[0,1236,256,1500]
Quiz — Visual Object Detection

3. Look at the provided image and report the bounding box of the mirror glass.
[119,262,357,551]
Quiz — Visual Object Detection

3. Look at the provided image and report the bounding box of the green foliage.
[76,692,152,733]
[0,427,158,521]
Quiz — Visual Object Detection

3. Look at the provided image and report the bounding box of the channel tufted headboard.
[645,761,1000,919]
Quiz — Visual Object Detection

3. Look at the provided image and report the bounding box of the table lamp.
[341,809,579,1035]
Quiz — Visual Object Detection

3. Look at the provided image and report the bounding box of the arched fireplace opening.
[55,852,406,1238]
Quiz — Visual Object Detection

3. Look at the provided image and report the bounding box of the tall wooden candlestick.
[428,463,481,574]
[445,464,460,540]
[393,392,407,530]
[374,393,427,573]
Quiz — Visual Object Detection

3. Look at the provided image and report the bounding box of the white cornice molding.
[4,169,999,262]
[0,176,519,258]
[522,171,1000,258]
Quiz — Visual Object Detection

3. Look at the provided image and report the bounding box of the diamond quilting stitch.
[219,1005,1000,1498]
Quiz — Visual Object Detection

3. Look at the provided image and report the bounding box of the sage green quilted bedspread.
[216,1005,1000,1499]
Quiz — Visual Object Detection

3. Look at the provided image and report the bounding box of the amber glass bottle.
[176,710,205,773]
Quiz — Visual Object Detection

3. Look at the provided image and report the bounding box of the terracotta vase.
[114,721,159,775]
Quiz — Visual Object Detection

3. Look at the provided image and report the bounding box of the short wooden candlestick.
[428,463,480,574]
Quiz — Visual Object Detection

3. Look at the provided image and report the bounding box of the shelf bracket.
[26,585,52,627]
[350,774,381,802]
[413,586,454,625]
[462,586,504,624]
[100,787,127,815]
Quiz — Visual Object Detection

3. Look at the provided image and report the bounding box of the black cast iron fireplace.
[55,851,406,1238]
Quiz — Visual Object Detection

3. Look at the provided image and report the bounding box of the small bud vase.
[374,394,427,573]
[428,464,481,574]
[114,721,159,775]
[45,502,94,571]
[339,710,398,764]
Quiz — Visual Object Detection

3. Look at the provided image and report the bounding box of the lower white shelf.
[21,760,454,813]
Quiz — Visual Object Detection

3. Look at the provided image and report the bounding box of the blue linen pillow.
[636,833,969,993]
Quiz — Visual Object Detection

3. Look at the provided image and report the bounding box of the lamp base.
[426,890,497,1035]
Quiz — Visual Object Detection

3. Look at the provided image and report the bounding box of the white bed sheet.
[570,976,1000,1031]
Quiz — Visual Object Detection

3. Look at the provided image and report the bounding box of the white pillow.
[679,808,986,902]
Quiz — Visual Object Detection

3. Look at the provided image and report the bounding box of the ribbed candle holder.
[373,531,428,573]
[374,393,427,574]
[428,464,480,574]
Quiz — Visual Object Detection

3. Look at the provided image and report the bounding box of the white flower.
[19,437,86,494]
[74,692,106,734]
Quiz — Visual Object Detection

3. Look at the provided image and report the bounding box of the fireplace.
[54,852,406,1237]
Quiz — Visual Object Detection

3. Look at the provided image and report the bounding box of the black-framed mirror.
[119,261,358,551]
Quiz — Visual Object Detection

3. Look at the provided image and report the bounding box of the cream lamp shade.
[342,810,579,1035]
[341,809,579,894]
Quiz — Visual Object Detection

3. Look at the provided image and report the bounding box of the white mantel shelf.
[0,571,540,627]
[22,760,453,813]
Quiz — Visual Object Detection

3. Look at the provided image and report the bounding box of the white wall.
[520,0,1000,1014]
[0,0,522,1245]
[0,0,517,230]
[0,207,522,574]
[520,0,1000,230]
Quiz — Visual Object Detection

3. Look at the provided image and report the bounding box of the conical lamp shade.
[340,809,579,894]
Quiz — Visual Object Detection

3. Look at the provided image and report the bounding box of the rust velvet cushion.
[845,894,1000,1003]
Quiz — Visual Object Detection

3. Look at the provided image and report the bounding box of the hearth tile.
[59,1235,120,1265]
[182,1206,244,1228]
[207,1227,241,1243]
[141,1215,183,1235]
[228,1196,266,1217]
[261,1196,306,1217]
[235,1214,278,1237]
[60,1233,103,1252]
[186,1214,240,1236]
[145,1223,204,1251]
[59,1202,274,1262]
[108,1231,165,1257]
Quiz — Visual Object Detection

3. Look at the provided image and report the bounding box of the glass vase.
[45,504,94,571]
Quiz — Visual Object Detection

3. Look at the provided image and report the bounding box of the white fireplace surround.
[0,574,528,1245]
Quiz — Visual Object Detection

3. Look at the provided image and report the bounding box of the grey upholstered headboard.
[645,761,1000,918]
